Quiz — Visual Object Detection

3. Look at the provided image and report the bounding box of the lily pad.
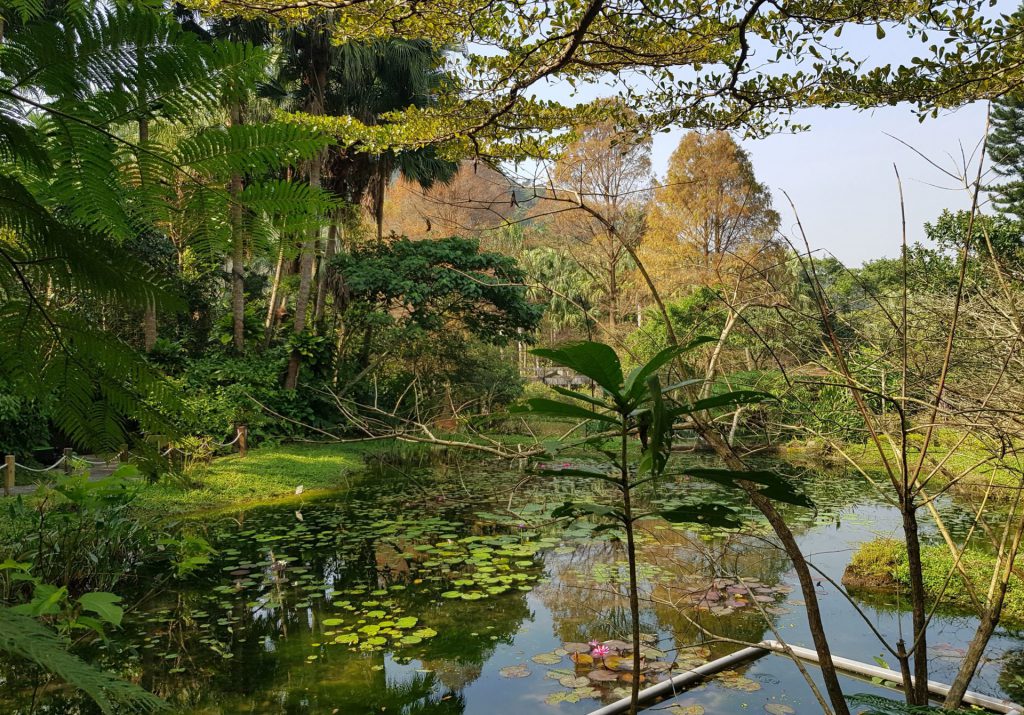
[531,652,563,665]
[562,642,592,654]
[499,665,531,678]
[669,705,705,715]
[558,675,591,688]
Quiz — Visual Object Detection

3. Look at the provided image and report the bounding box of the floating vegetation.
[687,578,792,616]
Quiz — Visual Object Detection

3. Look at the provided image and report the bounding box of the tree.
[329,235,543,345]
[383,160,519,241]
[642,131,779,296]
[987,92,1024,220]
[327,39,459,241]
[538,115,652,329]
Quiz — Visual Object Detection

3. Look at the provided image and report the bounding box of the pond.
[4,454,1024,714]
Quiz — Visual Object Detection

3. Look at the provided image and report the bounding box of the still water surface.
[6,456,1024,714]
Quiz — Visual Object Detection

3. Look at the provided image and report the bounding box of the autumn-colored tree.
[533,116,651,329]
[383,160,519,242]
[642,131,780,296]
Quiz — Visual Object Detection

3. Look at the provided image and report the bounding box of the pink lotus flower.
[590,644,611,659]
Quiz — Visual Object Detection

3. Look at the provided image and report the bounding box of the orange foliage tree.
[642,131,780,298]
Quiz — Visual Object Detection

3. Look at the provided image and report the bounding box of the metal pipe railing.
[585,640,1024,715]
[585,645,770,715]
[759,639,1024,715]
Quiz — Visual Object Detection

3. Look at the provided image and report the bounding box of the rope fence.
[3,425,248,496]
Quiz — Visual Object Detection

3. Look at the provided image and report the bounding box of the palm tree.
[327,39,458,241]
[275,35,458,388]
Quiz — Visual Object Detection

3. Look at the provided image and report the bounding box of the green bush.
[0,386,50,460]
[848,537,1024,622]
[168,349,336,443]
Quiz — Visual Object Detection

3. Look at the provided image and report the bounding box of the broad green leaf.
[623,345,685,399]
[0,559,32,572]
[684,468,813,508]
[653,503,742,529]
[78,592,124,627]
[531,342,623,397]
[550,385,611,410]
[12,584,67,618]
[510,398,617,424]
[639,374,672,477]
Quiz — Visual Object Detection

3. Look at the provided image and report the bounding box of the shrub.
[846,537,1024,622]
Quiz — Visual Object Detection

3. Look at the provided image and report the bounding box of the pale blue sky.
[721,102,989,266]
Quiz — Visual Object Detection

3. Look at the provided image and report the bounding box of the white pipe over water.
[584,640,1024,715]
[585,645,770,715]
[759,640,1024,715]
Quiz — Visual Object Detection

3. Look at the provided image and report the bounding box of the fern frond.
[0,606,166,713]
[175,122,328,176]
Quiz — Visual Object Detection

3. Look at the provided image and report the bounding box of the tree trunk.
[143,299,157,352]
[138,114,157,352]
[265,244,286,345]
[374,167,386,242]
[228,102,246,353]
[619,420,642,715]
[901,503,930,705]
[285,153,322,389]
[313,219,338,326]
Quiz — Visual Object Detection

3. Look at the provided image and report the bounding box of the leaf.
[623,345,685,399]
[500,664,531,678]
[11,584,67,618]
[531,342,624,397]
[0,606,166,714]
[531,652,562,664]
[77,592,123,627]
[683,468,813,508]
[639,374,672,477]
[654,503,742,529]
[510,398,617,425]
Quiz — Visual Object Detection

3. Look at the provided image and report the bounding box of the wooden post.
[237,424,248,458]
[4,455,13,496]
[63,447,72,474]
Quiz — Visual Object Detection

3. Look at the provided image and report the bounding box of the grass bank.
[843,537,1024,622]
[783,432,1023,503]
[131,442,372,517]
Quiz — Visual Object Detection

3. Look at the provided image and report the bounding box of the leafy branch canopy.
[184,0,1021,159]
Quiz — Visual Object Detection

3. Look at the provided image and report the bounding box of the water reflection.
[2,458,1021,713]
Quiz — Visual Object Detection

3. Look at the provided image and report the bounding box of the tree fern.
[0,606,166,713]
